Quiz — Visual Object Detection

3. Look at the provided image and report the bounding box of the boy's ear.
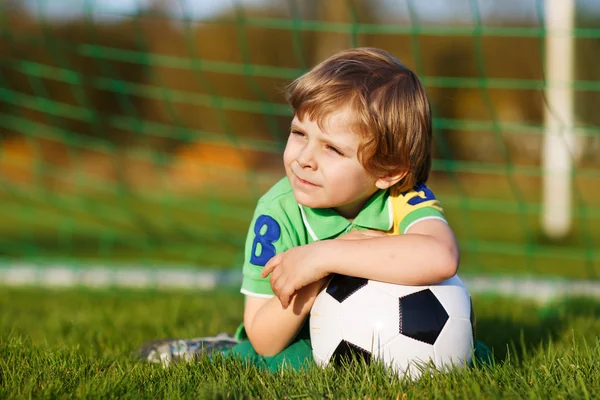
[375,170,408,190]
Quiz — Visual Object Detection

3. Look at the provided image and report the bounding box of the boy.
[137,48,467,370]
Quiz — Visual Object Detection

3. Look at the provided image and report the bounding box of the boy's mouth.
[294,174,318,187]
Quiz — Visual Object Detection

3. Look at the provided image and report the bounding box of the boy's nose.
[296,147,317,170]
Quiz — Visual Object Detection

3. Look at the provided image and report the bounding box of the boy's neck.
[332,188,382,221]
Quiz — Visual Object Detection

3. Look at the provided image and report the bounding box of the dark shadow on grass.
[476,297,600,361]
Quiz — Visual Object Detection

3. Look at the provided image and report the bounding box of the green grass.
[1,287,599,398]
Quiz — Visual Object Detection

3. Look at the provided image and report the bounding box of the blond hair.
[285,48,432,191]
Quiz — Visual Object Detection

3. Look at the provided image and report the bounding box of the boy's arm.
[263,218,458,308]
[325,218,459,284]
[243,277,329,357]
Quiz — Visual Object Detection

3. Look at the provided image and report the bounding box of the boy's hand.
[260,243,329,309]
[337,229,387,241]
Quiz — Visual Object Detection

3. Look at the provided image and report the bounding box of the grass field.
[1,287,599,399]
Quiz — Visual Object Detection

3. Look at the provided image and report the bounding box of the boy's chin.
[293,193,331,209]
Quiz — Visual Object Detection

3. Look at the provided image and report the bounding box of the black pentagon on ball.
[326,274,368,303]
[330,340,372,366]
[398,289,449,345]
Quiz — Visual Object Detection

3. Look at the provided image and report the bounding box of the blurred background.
[0,0,598,291]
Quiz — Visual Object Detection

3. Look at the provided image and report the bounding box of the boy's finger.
[278,292,288,309]
[270,273,281,294]
[281,286,295,309]
[281,295,290,310]
[261,256,278,277]
[338,229,385,241]
[361,229,387,237]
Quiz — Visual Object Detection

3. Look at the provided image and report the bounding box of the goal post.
[542,0,576,239]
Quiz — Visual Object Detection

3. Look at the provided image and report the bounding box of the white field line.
[0,264,599,302]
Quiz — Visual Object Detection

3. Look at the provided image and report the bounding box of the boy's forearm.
[246,279,324,357]
[320,235,458,285]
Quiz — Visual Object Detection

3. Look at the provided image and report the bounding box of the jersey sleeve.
[393,183,446,234]
[240,200,295,298]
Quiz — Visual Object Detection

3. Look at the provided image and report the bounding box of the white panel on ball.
[437,275,464,287]
[368,279,427,298]
[382,335,436,379]
[432,318,474,371]
[338,285,400,351]
[309,291,344,363]
[428,278,471,319]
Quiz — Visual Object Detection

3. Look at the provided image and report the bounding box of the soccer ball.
[309,274,475,378]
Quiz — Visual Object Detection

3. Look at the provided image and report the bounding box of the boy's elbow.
[437,245,460,281]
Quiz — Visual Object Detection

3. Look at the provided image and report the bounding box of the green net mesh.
[0,0,598,280]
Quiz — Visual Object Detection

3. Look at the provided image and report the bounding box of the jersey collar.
[298,189,393,241]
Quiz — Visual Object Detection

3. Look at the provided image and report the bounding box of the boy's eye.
[291,130,305,137]
[326,145,344,156]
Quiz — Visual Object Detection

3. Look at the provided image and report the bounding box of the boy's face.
[283,107,380,219]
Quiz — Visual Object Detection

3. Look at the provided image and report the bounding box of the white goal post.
[542,0,577,239]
